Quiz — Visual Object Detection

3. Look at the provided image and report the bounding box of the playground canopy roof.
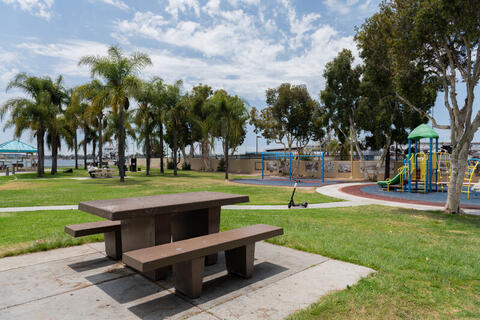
[408,124,439,140]
[0,140,37,153]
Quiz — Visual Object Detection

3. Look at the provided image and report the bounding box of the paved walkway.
[316,182,480,215]
[2,182,479,215]
[0,241,373,320]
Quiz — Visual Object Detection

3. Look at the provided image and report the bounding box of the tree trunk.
[189,143,195,164]
[51,133,58,175]
[83,127,87,170]
[145,118,151,176]
[160,122,164,174]
[384,145,391,180]
[374,136,391,181]
[445,142,469,214]
[118,100,126,182]
[349,116,369,180]
[173,128,178,176]
[181,146,188,167]
[224,138,229,180]
[98,114,103,167]
[92,139,96,165]
[201,139,210,171]
[74,130,78,170]
[36,130,45,177]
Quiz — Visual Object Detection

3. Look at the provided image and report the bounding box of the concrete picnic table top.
[78,191,249,220]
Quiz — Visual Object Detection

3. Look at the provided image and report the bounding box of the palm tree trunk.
[224,138,229,180]
[173,127,178,176]
[92,139,96,165]
[145,118,151,176]
[83,141,87,170]
[118,101,126,182]
[160,122,164,174]
[51,134,58,175]
[36,130,45,177]
[98,115,103,167]
[74,130,78,170]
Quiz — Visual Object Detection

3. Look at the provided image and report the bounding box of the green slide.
[377,168,405,187]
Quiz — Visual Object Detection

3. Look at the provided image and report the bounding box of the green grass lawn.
[1,205,480,318]
[0,168,338,207]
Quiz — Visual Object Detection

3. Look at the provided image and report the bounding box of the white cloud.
[109,2,357,101]
[1,0,54,20]
[93,0,129,10]
[323,0,375,15]
[16,40,109,77]
[165,0,200,19]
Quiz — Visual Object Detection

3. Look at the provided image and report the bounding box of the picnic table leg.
[121,216,171,281]
[225,243,255,278]
[104,230,122,260]
[171,206,221,265]
[173,256,205,299]
[205,206,220,265]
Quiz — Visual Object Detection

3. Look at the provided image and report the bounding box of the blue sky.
[0,0,467,155]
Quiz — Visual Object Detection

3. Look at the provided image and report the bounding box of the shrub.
[167,161,175,170]
[217,158,225,172]
[182,162,191,170]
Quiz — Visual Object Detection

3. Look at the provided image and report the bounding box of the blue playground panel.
[365,185,480,207]
[231,178,343,188]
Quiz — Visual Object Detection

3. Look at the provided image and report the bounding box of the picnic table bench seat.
[123,224,283,298]
[65,221,122,259]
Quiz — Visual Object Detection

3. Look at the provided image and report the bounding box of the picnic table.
[78,191,249,280]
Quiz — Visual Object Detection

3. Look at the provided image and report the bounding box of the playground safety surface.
[341,184,480,209]
[231,177,345,187]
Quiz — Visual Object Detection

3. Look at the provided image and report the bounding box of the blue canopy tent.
[0,139,38,171]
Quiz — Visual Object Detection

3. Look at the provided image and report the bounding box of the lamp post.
[256,136,261,154]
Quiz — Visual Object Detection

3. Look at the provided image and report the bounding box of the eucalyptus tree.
[79,46,151,181]
[0,73,54,177]
[381,0,480,213]
[320,50,368,179]
[208,90,249,180]
[134,79,157,175]
[251,83,316,153]
[77,80,109,165]
[355,5,438,180]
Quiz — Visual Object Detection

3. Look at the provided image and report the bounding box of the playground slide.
[377,168,405,187]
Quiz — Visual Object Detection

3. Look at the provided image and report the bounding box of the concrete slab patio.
[0,241,373,320]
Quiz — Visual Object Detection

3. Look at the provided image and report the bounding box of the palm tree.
[45,76,67,175]
[103,109,136,157]
[163,81,184,176]
[66,90,90,169]
[79,46,151,182]
[64,89,81,169]
[133,79,159,175]
[1,73,54,177]
[77,80,109,166]
[209,90,249,180]
[151,78,166,173]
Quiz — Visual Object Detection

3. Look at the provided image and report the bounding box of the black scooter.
[288,180,308,208]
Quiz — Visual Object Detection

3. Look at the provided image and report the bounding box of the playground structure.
[261,152,325,182]
[377,124,480,198]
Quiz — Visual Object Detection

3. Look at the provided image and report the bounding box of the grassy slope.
[0,169,338,207]
[220,206,480,319]
[1,206,480,318]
